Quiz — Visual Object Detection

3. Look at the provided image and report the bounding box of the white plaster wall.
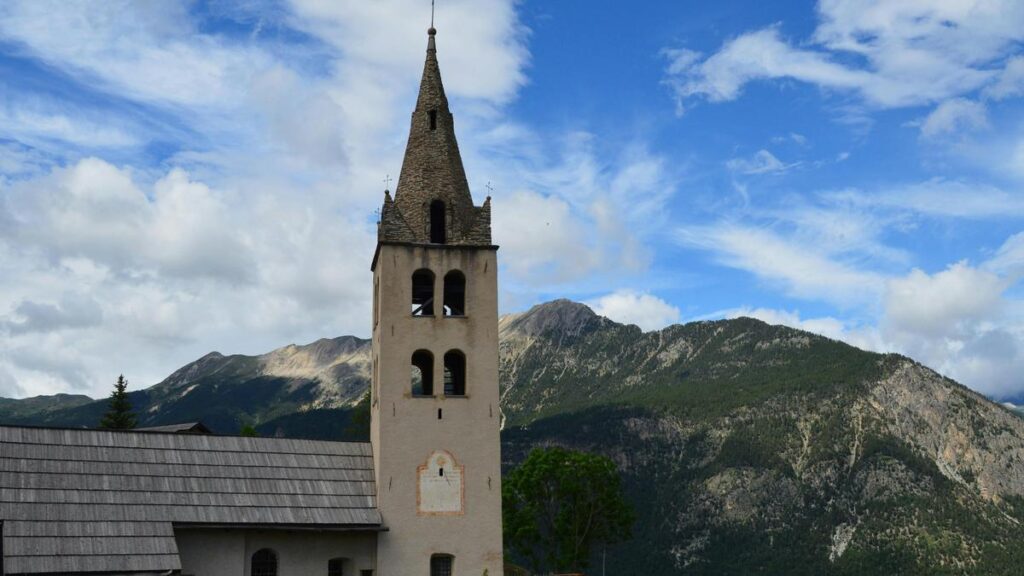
[372,244,505,576]
[176,528,377,576]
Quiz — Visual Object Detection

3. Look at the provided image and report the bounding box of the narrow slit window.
[443,270,465,316]
[412,350,434,396]
[430,200,446,244]
[412,269,435,316]
[443,350,466,396]
[429,109,437,130]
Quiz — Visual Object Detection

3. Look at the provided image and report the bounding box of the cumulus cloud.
[1,158,254,283]
[3,293,103,335]
[881,261,1023,398]
[588,290,680,332]
[665,1,1024,113]
[985,56,1024,100]
[0,1,676,398]
[920,98,989,138]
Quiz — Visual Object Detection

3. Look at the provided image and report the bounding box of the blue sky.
[0,0,1023,402]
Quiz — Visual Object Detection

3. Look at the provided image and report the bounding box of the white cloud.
[588,290,680,332]
[0,2,268,108]
[677,224,885,306]
[3,293,103,335]
[827,180,1024,219]
[884,262,1007,338]
[985,56,1024,100]
[986,232,1024,276]
[920,98,989,138]
[0,1,677,398]
[665,1,1024,113]
[881,261,1023,398]
[726,149,794,175]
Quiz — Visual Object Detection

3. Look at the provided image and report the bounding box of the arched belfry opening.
[430,200,446,244]
[412,350,434,396]
[443,270,465,316]
[429,109,438,131]
[443,350,466,396]
[412,269,435,316]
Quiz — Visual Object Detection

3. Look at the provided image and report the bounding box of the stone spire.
[379,27,491,246]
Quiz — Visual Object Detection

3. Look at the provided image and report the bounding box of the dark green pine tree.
[99,374,137,430]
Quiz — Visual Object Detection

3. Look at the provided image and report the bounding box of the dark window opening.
[360,571,374,576]
[431,554,454,576]
[429,109,437,131]
[430,200,446,244]
[328,558,347,576]
[438,408,442,419]
[443,350,466,396]
[439,467,445,477]
[251,548,278,576]
[412,350,434,396]
[412,269,435,316]
[443,270,466,316]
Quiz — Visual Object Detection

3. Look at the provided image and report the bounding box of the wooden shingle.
[0,425,381,575]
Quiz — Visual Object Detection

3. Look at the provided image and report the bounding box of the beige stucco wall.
[176,528,377,576]
[372,243,505,576]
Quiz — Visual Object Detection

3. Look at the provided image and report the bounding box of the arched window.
[412,350,434,396]
[412,269,435,316]
[429,109,438,131]
[251,548,278,576]
[443,350,466,396]
[431,554,454,576]
[328,557,347,576]
[430,200,446,244]
[443,270,465,317]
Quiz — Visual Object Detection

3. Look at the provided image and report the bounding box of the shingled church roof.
[0,425,380,575]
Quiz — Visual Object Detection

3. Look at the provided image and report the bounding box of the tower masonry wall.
[371,243,504,576]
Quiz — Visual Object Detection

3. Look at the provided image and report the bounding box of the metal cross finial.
[485,181,495,195]
[383,174,393,191]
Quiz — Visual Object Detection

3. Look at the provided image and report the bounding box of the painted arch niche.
[417,450,464,516]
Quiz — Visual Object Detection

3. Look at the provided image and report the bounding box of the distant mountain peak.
[501,299,608,339]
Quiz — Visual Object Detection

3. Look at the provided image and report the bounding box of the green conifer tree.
[99,374,137,430]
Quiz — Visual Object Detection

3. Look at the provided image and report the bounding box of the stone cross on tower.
[370,25,504,576]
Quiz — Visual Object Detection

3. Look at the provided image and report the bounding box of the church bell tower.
[370,26,504,576]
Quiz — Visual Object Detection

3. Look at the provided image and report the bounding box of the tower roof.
[378,28,492,246]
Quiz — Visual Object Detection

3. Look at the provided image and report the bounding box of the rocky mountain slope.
[0,336,370,434]
[3,300,1024,574]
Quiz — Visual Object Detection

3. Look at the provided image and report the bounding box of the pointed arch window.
[251,548,278,576]
[412,350,434,396]
[412,269,435,316]
[443,270,465,316]
[443,350,466,396]
[429,109,438,131]
[430,200,446,244]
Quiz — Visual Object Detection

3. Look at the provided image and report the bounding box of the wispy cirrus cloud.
[663,0,1024,124]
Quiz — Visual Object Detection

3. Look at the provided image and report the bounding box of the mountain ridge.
[4,299,1024,573]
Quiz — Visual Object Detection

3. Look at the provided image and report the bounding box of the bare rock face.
[5,299,1024,574]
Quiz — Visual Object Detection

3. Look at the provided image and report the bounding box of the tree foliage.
[239,424,259,437]
[502,446,635,573]
[99,375,137,430]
